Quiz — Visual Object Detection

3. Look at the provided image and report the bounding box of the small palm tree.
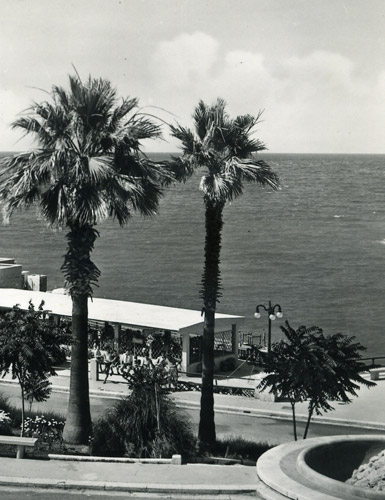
[0,73,170,444]
[170,98,279,448]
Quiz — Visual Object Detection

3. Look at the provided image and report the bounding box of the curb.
[176,399,385,431]
[0,475,257,494]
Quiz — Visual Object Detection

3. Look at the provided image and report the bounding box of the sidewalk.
[0,456,258,496]
[0,366,384,495]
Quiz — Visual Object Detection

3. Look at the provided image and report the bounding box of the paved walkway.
[0,456,258,496]
[0,364,384,495]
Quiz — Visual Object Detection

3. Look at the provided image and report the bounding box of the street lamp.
[254,301,283,352]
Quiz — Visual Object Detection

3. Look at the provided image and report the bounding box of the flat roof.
[0,288,243,332]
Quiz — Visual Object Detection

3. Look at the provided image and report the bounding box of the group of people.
[92,345,181,386]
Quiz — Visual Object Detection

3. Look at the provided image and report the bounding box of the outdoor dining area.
[0,288,244,375]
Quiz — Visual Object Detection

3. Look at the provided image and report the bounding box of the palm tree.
[170,98,279,448]
[0,73,170,444]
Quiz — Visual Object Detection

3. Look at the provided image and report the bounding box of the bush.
[209,436,272,462]
[23,415,65,445]
[0,409,12,436]
[0,391,64,432]
[92,363,196,458]
[93,392,196,458]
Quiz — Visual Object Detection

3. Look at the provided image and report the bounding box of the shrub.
[0,391,64,432]
[92,363,196,458]
[0,393,21,428]
[23,415,65,445]
[0,409,12,436]
[210,436,272,462]
[93,392,196,458]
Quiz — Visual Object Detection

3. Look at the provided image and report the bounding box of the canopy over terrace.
[0,288,244,371]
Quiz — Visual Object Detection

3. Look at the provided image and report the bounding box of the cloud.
[0,89,31,151]
[150,33,384,153]
[151,32,219,90]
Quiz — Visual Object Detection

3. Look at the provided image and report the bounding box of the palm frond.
[169,124,196,155]
[225,158,280,190]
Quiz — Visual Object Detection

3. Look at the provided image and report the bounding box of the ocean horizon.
[0,151,384,357]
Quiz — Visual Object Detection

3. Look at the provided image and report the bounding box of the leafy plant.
[24,374,52,413]
[0,301,66,435]
[259,321,375,440]
[0,410,12,436]
[23,415,65,446]
[209,436,272,462]
[92,363,196,457]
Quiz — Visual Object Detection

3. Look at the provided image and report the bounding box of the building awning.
[0,288,243,333]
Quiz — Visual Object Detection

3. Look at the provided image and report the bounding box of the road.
[0,382,382,445]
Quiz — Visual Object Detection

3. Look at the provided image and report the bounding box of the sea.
[0,152,384,357]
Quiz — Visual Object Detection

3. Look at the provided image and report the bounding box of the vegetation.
[0,391,64,435]
[0,301,66,435]
[209,436,272,463]
[0,72,171,444]
[170,98,279,449]
[258,321,375,440]
[92,363,195,457]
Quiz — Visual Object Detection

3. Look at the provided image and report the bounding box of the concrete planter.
[257,435,385,500]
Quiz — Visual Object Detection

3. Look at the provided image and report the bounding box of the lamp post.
[254,301,283,352]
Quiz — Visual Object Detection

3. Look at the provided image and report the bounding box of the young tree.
[0,301,66,435]
[170,99,279,449]
[0,73,170,444]
[258,321,375,440]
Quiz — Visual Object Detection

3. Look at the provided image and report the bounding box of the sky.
[1,0,384,154]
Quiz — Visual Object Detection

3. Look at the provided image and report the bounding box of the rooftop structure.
[0,288,242,333]
[0,288,244,372]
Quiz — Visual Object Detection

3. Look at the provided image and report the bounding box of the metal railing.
[361,356,385,370]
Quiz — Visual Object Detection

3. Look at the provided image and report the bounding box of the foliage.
[92,363,196,458]
[24,374,52,412]
[209,436,272,463]
[258,321,375,440]
[0,72,172,444]
[170,98,279,448]
[0,410,12,436]
[0,391,64,429]
[23,415,65,446]
[0,301,66,435]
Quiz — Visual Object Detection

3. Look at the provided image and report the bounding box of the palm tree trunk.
[198,201,223,450]
[62,224,99,445]
[62,293,92,444]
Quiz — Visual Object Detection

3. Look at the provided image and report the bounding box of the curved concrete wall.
[302,438,385,481]
[297,436,385,500]
[257,435,385,500]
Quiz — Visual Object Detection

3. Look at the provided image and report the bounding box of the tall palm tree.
[170,98,279,448]
[0,73,170,444]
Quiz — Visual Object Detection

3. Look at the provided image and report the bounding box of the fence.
[361,356,385,370]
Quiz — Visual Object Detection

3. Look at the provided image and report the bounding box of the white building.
[0,287,244,373]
